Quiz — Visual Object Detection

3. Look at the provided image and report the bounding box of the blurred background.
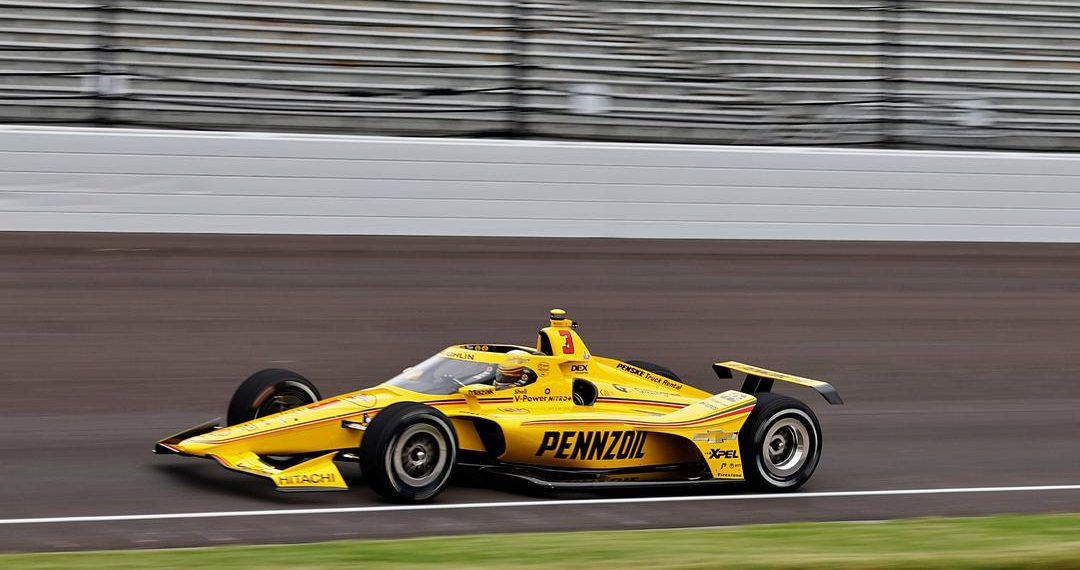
[2,0,1080,150]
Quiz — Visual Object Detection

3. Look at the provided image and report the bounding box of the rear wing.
[713,361,843,405]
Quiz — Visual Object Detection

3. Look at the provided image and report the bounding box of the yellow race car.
[155,310,842,502]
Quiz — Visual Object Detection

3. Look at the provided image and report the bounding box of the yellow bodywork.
[158,310,835,491]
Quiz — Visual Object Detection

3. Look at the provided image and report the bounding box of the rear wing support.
[713,361,843,405]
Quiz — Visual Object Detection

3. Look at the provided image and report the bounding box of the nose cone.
[173,424,250,455]
[154,417,224,456]
[174,436,217,457]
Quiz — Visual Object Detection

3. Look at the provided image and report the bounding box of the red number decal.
[558,330,575,354]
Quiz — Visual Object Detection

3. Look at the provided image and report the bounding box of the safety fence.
[2,1,1080,150]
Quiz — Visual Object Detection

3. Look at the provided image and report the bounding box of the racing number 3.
[558,330,575,354]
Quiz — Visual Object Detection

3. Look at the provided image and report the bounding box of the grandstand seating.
[1,0,1078,149]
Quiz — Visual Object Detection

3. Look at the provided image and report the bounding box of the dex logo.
[569,364,588,373]
[709,448,739,460]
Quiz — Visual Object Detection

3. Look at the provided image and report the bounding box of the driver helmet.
[493,350,536,389]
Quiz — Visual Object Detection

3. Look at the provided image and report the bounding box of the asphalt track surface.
[1,233,1079,552]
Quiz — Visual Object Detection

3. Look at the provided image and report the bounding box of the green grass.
[5,513,1080,570]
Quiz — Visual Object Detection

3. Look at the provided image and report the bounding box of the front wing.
[154,418,348,491]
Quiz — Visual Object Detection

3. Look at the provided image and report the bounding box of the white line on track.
[2,484,1079,525]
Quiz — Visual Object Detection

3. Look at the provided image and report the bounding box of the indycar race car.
[156,310,842,502]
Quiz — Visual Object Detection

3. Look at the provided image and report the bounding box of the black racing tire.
[226,368,321,426]
[739,392,822,491]
[359,402,458,503]
[624,359,683,382]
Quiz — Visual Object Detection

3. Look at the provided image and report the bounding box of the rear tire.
[624,360,683,382]
[739,392,822,491]
[359,402,458,502]
[226,368,321,426]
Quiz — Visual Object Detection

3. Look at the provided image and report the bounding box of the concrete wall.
[2,126,1079,242]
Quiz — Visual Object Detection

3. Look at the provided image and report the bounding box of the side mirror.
[457,384,495,397]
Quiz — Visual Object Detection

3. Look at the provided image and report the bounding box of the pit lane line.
[2,484,1080,526]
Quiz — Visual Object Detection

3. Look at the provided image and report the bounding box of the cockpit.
[383,345,543,395]
[384,355,496,395]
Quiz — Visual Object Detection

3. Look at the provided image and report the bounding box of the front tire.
[226,368,321,426]
[359,402,458,502]
[739,392,822,491]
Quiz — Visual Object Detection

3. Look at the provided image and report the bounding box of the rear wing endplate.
[713,361,843,405]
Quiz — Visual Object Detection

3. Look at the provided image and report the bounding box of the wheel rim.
[390,423,448,487]
[255,383,316,419]
[761,417,810,478]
